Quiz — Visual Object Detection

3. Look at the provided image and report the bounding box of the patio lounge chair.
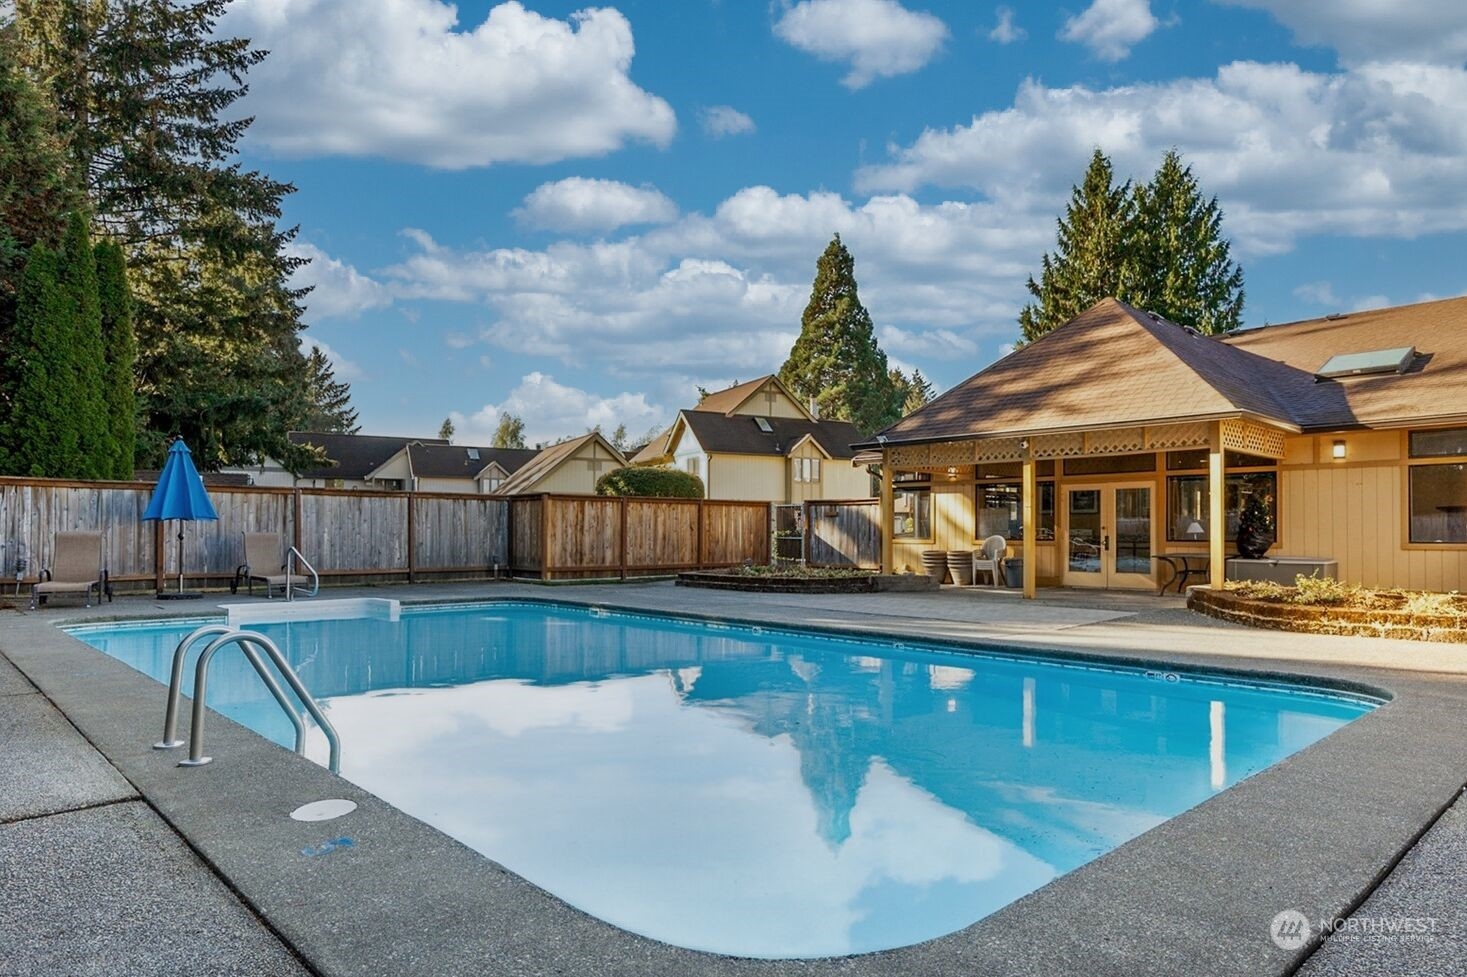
[972,535,1007,588]
[30,532,106,609]
[232,532,289,598]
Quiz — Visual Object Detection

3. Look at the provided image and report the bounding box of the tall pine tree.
[1131,150,1245,335]
[301,346,359,433]
[58,212,110,478]
[1018,149,1136,343]
[6,246,79,476]
[780,234,900,435]
[12,0,333,470]
[95,239,136,478]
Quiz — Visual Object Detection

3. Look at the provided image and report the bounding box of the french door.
[1062,483,1156,589]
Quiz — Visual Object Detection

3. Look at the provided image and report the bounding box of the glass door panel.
[1113,487,1152,575]
[1067,489,1102,574]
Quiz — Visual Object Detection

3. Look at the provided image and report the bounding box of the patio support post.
[880,451,894,574]
[1021,449,1037,599]
[1209,422,1226,589]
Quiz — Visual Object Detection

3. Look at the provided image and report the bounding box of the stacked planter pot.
[947,551,975,586]
[920,550,950,584]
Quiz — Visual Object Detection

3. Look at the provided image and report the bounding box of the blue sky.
[219,0,1467,444]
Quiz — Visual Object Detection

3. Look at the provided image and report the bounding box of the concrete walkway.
[0,654,309,977]
[3,580,1464,975]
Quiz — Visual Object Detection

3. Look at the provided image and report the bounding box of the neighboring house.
[363,442,540,494]
[858,296,1467,595]
[494,432,628,496]
[219,432,449,489]
[630,375,871,502]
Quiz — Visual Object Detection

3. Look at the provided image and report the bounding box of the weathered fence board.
[412,495,509,571]
[805,498,881,568]
[511,495,769,579]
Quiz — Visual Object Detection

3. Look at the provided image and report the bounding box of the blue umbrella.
[143,440,218,596]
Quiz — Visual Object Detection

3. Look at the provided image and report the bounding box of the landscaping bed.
[1189,578,1467,642]
[678,566,934,594]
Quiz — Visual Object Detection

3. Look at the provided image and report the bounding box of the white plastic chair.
[972,535,1007,588]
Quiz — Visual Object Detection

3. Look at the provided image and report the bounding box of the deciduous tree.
[492,413,527,449]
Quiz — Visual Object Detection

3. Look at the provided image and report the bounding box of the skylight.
[467,448,480,461]
[1316,346,1415,379]
[754,416,774,434]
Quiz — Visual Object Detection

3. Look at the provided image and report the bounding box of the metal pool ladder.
[285,546,319,601]
[155,624,341,773]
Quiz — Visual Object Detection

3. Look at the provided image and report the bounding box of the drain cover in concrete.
[290,799,357,822]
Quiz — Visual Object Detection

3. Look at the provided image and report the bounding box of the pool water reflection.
[71,603,1373,958]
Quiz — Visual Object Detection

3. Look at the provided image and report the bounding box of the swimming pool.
[69,602,1376,958]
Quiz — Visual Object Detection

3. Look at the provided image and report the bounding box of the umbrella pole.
[177,522,185,594]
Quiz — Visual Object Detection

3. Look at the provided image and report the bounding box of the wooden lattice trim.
[928,441,976,466]
[973,438,1025,463]
[1220,419,1287,459]
[1030,433,1086,459]
[1144,422,1210,451]
[1084,427,1147,456]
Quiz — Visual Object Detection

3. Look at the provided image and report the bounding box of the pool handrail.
[285,546,319,601]
[157,626,340,773]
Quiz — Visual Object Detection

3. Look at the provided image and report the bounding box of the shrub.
[595,465,704,499]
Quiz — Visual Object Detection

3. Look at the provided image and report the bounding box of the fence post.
[618,496,628,581]
[696,499,706,569]
[801,501,811,567]
[292,489,303,554]
[406,492,417,583]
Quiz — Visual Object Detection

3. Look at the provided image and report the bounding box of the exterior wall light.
[1331,439,1347,460]
[945,466,958,480]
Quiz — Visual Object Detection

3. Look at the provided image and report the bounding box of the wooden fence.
[509,494,771,579]
[0,477,510,593]
[803,498,881,568]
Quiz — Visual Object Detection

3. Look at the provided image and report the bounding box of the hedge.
[595,466,704,499]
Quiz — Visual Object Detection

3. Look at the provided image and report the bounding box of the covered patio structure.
[859,299,1306,598]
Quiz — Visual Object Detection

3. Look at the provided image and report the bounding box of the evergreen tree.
[6,246,79,476]
[899,368,935,415]
[299,345,358,434]
[13,0,316,471]
[492,413,527,449]
[58,212,110,478]
[438,416,455,442]
[94,238,136,478]
[1131,150,1245,334]
[780,234,901,435]
[1018,149,1136,343]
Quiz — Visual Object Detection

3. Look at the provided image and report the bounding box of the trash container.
[1004,558,1023,588]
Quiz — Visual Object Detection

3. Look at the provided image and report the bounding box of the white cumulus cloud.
[856,60,1467,254]
[224,0,675,168]
[450,372,667,446]
[1217,0,1467,65]
[287,242,392,321]
[1059,0,1160,62]
[514,178,679,234]
[988,6,1026,44]
[773,0,949,89]
[700,105,757,138]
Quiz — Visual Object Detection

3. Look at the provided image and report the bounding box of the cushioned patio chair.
[232,532,289,598]
[30,532,105,609]
[972,535,1007,588]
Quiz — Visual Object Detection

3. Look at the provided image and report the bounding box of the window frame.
[1407,429,1467,545]
[974,480,1056,542]
[892,483,934,542]
[1164,470,1278,543]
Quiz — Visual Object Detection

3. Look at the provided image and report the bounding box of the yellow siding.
[727,379,807,419]
[535,440,621,495]
[1277,431,1467,590]
[708,455,786,501]
[415,476,475,494]
[818,460,874,501]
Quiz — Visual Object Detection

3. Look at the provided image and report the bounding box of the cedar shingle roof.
[1221,295,1467,429]
[288,432,448,480]
[693,377,771,415]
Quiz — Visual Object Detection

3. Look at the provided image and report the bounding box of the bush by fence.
[595,466,704,499]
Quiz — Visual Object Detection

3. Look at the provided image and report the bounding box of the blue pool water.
[69,602,1375,958]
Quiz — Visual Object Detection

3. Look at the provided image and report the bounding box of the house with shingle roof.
[858,296,1467,595]
[363,442,540,494]
[494,431,628,496]
[631,375,872,503]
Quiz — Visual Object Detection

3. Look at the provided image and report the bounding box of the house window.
[685,456,700,477]
[1166,473,1276,541]
[1410,427,1467,458]
[893,486,932,540]
[486,477,502,492]
[793,457,822,483]
[1063,453,1157,476]
[976,482,1055,541]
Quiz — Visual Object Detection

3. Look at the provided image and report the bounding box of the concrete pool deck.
[2,580,1464,976]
